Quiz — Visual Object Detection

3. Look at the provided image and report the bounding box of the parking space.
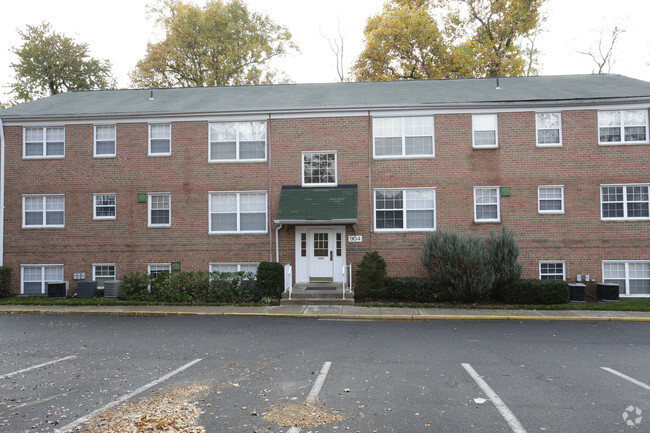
[0,315,648,432]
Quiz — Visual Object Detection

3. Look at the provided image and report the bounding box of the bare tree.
[578,26,625,74]
[523,30,541,76]
[320,18,348,82]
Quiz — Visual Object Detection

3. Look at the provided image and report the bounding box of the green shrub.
[355,252,387,300]
[488,227,522,294]
[0,266,12,298]
[121,272,151,301]
[421,230,495,302]
[385,277,451,302]
[501,279,569,304]
[256,262,284,299]
[206,271,258,303]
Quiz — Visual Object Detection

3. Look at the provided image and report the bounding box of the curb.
[1,308,649,322]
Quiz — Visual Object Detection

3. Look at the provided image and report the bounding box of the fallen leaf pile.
[264,401,344,428]
[80,384,209,432]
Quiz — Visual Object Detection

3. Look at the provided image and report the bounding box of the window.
[23,127,65,158]
[23,195,64,228]
[209,122,266,161]
[210,263,259,277]
[539,261,565,280]
[472,114,498,148]
[538,186,564,214]
[148,124,171,155]
[94,193,116,220]
[598,110,648,144]
[148,264,171,278]
[603,261,650,296]
[21,265,63,295]
[373,117,434,157]
[474,187,500,222]
[92,264,116,289]
[209,192,267,233]
[148,193,171,227]
[302,152,337,186]
[375,188,436,231]
[601,185,649,221]
[536,113,562,146]
[94,125,116,157]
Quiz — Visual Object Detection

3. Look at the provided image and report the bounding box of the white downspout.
[0,118,5,266]
[275,224,283,263]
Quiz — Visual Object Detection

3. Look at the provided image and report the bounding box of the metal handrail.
[284,264,292,300]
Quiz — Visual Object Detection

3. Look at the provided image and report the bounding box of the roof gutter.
[0,118,5,266]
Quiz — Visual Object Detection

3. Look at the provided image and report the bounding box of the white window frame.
[93,125,116,158]
[602,260,650,297]
[208,191,268,234]
[302,151,338,187]
[473,186,501,223]
[209,263,259,279]
[373,188,436,232]
[208,121,267,162]
[372,116,435,159]
[148,193,171,227]
[535,112,562,147]
[600,184,650,221]
[472,114,498,149]
[148,123,172,156]
[22,194,65,228]
[538,185,565,215]
[92,263,116,289]
[598,109,649,145]
[23,127,65,159]
[539,261,566,280]
[20,264,64,295]
[93,193,116,220]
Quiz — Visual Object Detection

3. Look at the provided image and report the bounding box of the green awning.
[275,185,357,224]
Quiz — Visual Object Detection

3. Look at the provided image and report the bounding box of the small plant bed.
[0,296,274,307]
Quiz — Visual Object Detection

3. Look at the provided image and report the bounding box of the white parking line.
[288,361,333,433]
[54,358,202,433]
[1,355,77,379]
[601,367,650,392]
[462,363,527,433]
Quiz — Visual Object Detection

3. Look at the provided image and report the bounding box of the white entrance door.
[295,226,345,283]
[310,229,333,280]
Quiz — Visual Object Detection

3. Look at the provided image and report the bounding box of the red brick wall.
[3,109,650,293]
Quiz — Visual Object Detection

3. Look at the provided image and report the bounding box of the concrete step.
[280,297,355,306]
[282,290,353,299]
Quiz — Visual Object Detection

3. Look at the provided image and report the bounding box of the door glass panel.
[336,233,342,256]
[313,233,329,257]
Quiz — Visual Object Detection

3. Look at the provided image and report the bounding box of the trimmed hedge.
[256,262,284,299]
[385,277,451,303]
[500,279,570,305]
[354,252,387,299]
[0,266,12,298]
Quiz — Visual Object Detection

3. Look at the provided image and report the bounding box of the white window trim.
[473,186,501,223]
[472,114,499,149]
[301,151,338,187]
[209,262,259,276]
[598,110,649,146]
[20,264,64,295]
[538,185,565,215]
[93,125,116,158]
[92,263,116,287]
[208,121,267,163]
[93,193,117,220]
[148,263,171,275]
[22,127,65,159]
[539,260,566,280]
[602,260,650,297]
[208,191,268,234]
[148,192,172,228]
[600,183,650,221]
[22,194,65,229]
[535,112,563,147]
[372,116,435,159]
[373,187,436,232]
[148,123,172,156]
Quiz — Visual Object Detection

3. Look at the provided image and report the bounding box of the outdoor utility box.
[104,280,122,299]
[597,283,620,301]
[47,281,68,298]
[76,280,97,298]
[568,283,586,302]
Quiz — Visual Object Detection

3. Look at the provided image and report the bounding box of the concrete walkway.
[1,304,649,321]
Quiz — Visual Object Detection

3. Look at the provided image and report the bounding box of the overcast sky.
[1,0,649,102]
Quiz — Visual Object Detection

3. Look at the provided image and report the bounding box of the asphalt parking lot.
[0,314,648,432]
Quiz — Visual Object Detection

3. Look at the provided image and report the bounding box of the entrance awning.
[274,184,358,225]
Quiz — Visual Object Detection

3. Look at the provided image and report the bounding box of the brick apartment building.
[0,74,649,297]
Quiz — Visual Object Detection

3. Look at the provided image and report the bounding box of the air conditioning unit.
[47,281,69,298]
[104,280,122,299]
[76,280,97,298]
